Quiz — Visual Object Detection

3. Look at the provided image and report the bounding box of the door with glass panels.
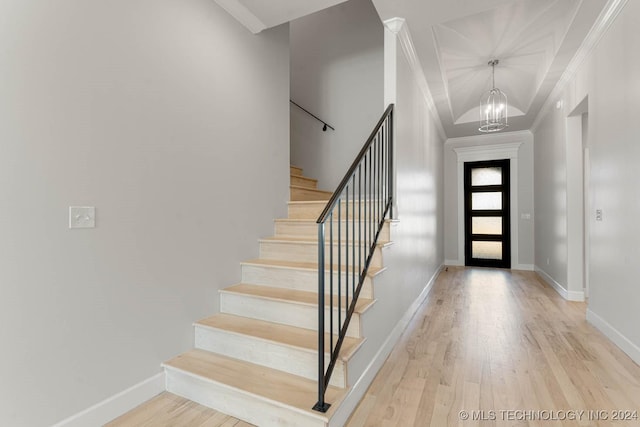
[464,159,511,268]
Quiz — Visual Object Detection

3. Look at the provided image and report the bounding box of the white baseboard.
[587,309,640,367]
[329,264,442,427]
[534,266,584,302]
[51,372,165,427]
[445,260,534,271]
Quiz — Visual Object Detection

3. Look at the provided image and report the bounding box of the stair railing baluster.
[330,211,334,354]
[389,108,394,219]
[345,184,349,323]
[352,174,356,298]
[314,220,328,413]
[337,198,341,337]
[358,164,362,294]
[378,135,382,224]
[369,146,373,244]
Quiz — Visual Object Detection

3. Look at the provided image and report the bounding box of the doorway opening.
[464,159,511,268]
[567,96,589,300]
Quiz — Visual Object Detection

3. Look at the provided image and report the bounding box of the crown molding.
[214,0,267,34]
[384,18,447,141]
[530,0,629,132]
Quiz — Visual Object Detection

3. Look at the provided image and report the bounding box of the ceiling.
[216,0,610,138]
[371,0,608,138]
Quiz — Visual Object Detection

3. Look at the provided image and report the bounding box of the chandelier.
[479,59,508,132]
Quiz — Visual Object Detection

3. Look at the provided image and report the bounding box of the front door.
[464,159,511,268]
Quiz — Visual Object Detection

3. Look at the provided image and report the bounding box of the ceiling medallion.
[479,59,508,133]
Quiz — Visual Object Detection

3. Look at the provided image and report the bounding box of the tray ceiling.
[372,0,608,137]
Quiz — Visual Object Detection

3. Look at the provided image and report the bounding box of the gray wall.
[290,0,384,191]
[0,1,290,426]
[533,1,640,361]
[534,108,569,287]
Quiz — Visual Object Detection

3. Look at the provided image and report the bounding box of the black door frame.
[464,159,511,268]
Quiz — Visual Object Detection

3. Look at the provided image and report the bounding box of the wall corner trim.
[328,264,443,426]
[50,372,165,427]
[530,0,629,132]
[213,0,267,34]
[587,309,640,367]
[535,266,585,301]
[384,17,447,141]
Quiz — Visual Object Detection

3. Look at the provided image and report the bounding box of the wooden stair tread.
[290,186,333,198]
[290,174,318,186]
[288,200,330,206]
[260,235,392,246]
[241,258,386,276]
[290,166,303,176]
[288,199,385,205]
[290,175,317,182]
[275,218,399,224]
[163,349,345,419]
[221,283,375,313]
[196,313,363,360]
[287,198,387,211]
[289,185,331,192]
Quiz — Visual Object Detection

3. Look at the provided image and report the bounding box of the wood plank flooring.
[104,392,254,427]
[346,267,640,427]
[106,267,640,426]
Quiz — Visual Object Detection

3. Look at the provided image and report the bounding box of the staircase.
[162,166,393,427]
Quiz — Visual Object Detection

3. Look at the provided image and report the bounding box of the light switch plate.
[69,206,96,228]
[595,209,603,221]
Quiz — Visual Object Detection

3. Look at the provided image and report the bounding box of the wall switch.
[595,209,603,221]
[521,213,531,220]
[69,206,96,228]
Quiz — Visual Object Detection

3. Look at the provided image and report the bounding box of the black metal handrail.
[313,104,394,412]
[290,100,335,132]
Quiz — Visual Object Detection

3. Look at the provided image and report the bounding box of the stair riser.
[290,187,332,202]
[240,264,374,299]
[290,166,303,176]
[194,326,347,388]
[165,368,326,427]
[259,241,383,268]
[275,221,391,242]
[288,201,387,220]
[220,292,362,338]
[290,175,318,189]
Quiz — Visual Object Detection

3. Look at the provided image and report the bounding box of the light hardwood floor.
[346,267,640,427]
[105,392,254,427]
[106,267,640,426]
